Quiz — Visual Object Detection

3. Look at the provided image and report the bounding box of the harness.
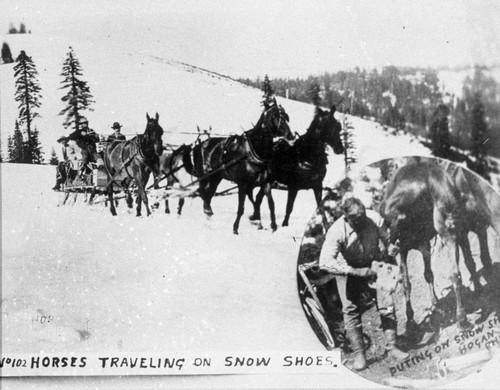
[103,135,158,190]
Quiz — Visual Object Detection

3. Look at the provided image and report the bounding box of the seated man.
[319,197,408,371]
[107,122,126,142]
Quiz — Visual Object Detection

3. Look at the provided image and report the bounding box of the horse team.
[90,99,497,333]
[102,98,344,234]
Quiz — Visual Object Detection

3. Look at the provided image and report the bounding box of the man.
[319,197,408,371]
[107,122,126,142]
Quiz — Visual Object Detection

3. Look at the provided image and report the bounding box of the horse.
[379,160,481,330]
[442,162,498,280]
[250,105,344,227]
[182,100,294,234]
[155,144,195,215]
[102,112,164,217]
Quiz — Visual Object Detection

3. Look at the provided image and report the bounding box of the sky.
[1,0,500,79]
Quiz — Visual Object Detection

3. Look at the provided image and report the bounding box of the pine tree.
[19,23,27,34]
[1,42,14,63]
[14,50,43,163]
[429,103,451,158]
[49,147,59,165]
[341,115,357,174]
[470,92,490,178]
[9,121,25,163]
[261,74,275,106]
[307,79,322,106]
[59,46,95,132]
[27,127,43,164]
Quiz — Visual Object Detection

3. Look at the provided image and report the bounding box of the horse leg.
[88,189,96,205]
[248,187,263,229]
[418,240,438,311]
[108,187,117,216]
[177,198,185,215]
[135,181,151,217]
[313,184,323,207]
[264,183,277,232]
[399,248,415,326]
[165,198,171,214]
[135,192,142,216]
[451,238,472,329]
[249,186,265,222]
[457,229,481,292]
[282,187,299,227]
[477,227,492,270]
[233,186,246,235]
[126,191,133,209]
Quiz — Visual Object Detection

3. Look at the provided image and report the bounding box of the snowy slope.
[0,32,430,174]
[0,28,433,369]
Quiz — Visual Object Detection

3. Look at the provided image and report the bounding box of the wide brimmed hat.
[111,122,122,130]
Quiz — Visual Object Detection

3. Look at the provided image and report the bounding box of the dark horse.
[379,160,485,331]
[182,100,294,234]
[251,105,344,226]
[156,144,195,215]
[103,113,164,216]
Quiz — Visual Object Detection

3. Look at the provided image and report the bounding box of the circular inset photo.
[297,156,500,387]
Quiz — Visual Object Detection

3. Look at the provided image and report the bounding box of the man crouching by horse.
[319,197,408,371]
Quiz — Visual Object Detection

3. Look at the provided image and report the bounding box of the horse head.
[307,105,344,155]
[145,112,164,157]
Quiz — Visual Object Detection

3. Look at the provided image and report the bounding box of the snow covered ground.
[2,28,500,389]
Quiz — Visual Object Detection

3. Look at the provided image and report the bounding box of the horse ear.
[156,112,159,121]
[146,113,151,121]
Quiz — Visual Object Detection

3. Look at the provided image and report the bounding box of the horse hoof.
[458,319,473,331]
[271,223,277,232]
[282,220,289,227]
[249,214,260,221]
[233,230,239,235]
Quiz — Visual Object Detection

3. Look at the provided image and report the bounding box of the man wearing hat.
[107,122,126,142]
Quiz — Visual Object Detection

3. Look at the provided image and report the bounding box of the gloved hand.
[349,267,377,281]
[387,242,400,257]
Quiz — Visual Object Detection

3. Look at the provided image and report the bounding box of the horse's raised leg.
[233,187,246,235]
[282,187,299,227]
[263,183,277,232]
[248,187,263,229]
[200,176,221,217]
[250,187,265,222]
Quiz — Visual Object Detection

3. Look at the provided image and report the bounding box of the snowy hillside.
[0,32,432,188]
[4,27,500,390]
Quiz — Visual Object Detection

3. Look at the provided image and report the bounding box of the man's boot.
[384,328,409,360]
[346,327,367,371]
